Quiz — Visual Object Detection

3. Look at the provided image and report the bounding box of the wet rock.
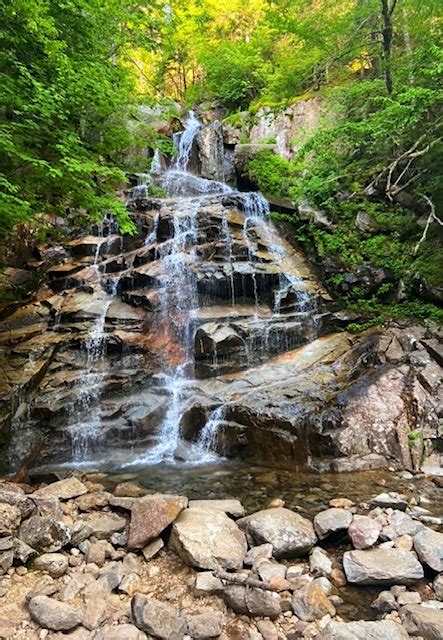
[194,572,224,596]
[0,504,21,535]
[188,499,245,518]
[131,594,187,639]
[169,507,247,570]
[93,624,148,640]
[34,553,69,578]
[371,492,408,511]
[313,508,352,540]
[19,516,70,552]
[413,527,443,572]
[291,582,336,621]
[186,609,225,638]
[78,513,126,540]
[343,548,424,585]
[244,543,273,566]
[237,508,316,559]
[32,478,87,501]
[400,604,443,639]
[316,619,410,639]
[223,584,282,618]
[28,595,82,631]
[348,515,382,549]
[128,494,187,549]
[371,590,398,612]
[309,547,333,577]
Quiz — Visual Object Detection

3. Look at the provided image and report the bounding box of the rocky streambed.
[0,474,443,639]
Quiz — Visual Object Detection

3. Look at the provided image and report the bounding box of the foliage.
[247,151,293,197]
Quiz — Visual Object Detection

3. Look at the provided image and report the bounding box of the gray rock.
[86,541,107,567]
[316,619,410,639]
[355,212,380,233]
[0,488,34,518]
[188,499,245,518]
[34,553,69,578]
[169,507,246,570]
[131,595,186,639]
[314,508,352,540]
[32,478,87,501]
[390,511,424,537]
[142,538,164,561]
[0,550,13,574]
[256,620,279,640]
[194,572,224,596]
[237,508,316,558]
[343,548,424,585]
[298,201,333,230]
[223,585,282,618]
[13,537,37,563]
[291,582,336,621]
[371,492,408,511]
[83,593,109,630]
[309,547,333,577]
[28,595,82,631]
[400,604,443,640]
[413,527,443,572]
[371,590,398,612]
[348,515,381,549]
[398,591,422,605]
[78,513,126,540]
[244,543,273,566]
[186,609,224,638]
[93,624,148,640]
[19,515,70,552]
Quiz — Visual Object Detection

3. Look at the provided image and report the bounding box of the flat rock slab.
[400,604,443,640]
[32,478,87,501]
[413,527,443,572]
[78,513,127,540]
[316,619,410,639]
[188,499,245,518]
[237,507,316,558]
[169,507,247,570]
[128,494,188,549]
[343,548,424,585]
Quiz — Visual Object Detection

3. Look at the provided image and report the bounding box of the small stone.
[391,585,407,597]
[309,548,333,577]
[397,591,422,605]
[330,568,346,588]
[291,583,336,622]
[28,595,82,631]
[0,550,13,574]
[348,515,381,549]
[119,573,140,596]
[316,619,410,639]
[194,572,224,596]
[314,508,352,540]
[329,499,354,509]
[371,590,397,612]
[34,553,69,578]
[255,559,287,584]
[131,595,186,639]
[83,593,109,630]
[75,492,110,511]
[86,541,107,567]
[395,535,413,551]
[142,538,164,561]
[114,482,148,498]
[267,499,285,509]
[93,624,147,640]
[186,609,225,638]
[16,565,27,576]
[400,604,443,639]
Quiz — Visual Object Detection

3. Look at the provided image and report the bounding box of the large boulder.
[343,548,424,585]
[238,508,316,558]
[131,595,186,640]
[128,494,187,549]
[316,619,410,639]
[169,507,246,570]
[400,604,443,639]
[413,527,443,572]
[28,595,82,631]
[19,515,70,552]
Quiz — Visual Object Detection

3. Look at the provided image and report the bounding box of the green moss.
[247,150,293,198]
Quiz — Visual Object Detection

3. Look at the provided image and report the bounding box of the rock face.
[128,494,188,549]
[131,595,187,640]
[343,548,424,585]
[237,508,317,558]
[169,507,247,570]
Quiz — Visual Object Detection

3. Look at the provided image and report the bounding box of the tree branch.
[414,195,443,255]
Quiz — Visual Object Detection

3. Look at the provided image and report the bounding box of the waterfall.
[173,110,201,171]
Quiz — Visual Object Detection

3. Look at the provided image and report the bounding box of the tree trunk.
[380,0,396,95]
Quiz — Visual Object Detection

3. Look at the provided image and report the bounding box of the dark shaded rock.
[413,527,443,572]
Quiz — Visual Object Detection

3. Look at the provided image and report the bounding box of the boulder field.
[0,475,442,639]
